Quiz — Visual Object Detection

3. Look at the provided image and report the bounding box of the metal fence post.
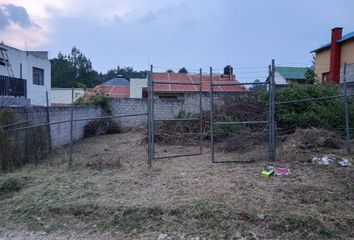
[199,68,203,154]
[342,63,351,153]
[25,105,29,164]
[149,65,155,166]
[69,87,74,166]
[268,64,272,162]
[45,91,52,152]
[151,65,155,161]
[147,67,152,167]
[209,67,214,163]
[272,59,276,161]
[268,60,276,162]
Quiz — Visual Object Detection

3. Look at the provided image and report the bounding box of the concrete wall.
[340,63,354,83]
[1,92,247,151]
[109,98,148,127]
[49,107,102,148]
[0,96,31,106]
[108,96,205,127]
[0,44,51,106]
[108,93,232,127]
[5,106,102,149]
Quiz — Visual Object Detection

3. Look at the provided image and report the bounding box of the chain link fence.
[1,61,354,171]
[274,64,354,162]
[147,67,204,164]
[0,90,148,171]
[209,66,273,163]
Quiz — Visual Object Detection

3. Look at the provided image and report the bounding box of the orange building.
[311,28,354,83]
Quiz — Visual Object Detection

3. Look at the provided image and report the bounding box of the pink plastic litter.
[275,167,291,176]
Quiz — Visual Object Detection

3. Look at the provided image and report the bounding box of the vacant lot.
[0,132,353,240]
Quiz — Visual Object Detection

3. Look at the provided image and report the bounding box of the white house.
[130,78,148,98]
[273,67,308,85]
[0,43,51,106]
[51,88,85,105]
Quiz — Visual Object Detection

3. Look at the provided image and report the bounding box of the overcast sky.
[1,0,354,81]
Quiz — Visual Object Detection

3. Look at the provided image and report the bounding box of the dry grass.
[0,132,353,239]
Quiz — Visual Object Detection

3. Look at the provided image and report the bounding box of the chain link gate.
[209,62,275,163]
[147,66,204,166]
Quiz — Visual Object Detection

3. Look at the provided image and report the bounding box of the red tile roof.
[152,72,245,92]
[84,85,130,99]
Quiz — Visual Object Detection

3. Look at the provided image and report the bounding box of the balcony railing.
[0,75,27,97]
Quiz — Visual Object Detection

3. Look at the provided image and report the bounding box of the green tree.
[100,66,147,81]
[249,79,266,92]
[305,55,317,84]
[51,47,100,88]
[51,53,77,88]
[178,67,188,73]
[51,47,147,88]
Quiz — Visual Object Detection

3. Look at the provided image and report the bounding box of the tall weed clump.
[0,109,21,171]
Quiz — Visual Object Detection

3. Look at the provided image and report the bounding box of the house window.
[33,67,44,85]
[158,95,178,99]
[0,57,6,66]
[322,72,329,82]
[142,87,148,98]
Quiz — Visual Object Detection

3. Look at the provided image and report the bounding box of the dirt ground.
[0,132,353,240]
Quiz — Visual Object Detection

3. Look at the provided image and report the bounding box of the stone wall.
[108,92,237,126]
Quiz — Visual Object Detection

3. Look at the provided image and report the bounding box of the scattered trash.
[338,159,351,167]
[312,154,351,167]
[275,167,291,175]
[157,234,169,240]
[261,166,275,178]
[256,213,266,220]
[312,154,336,165]
[261,166,291,178]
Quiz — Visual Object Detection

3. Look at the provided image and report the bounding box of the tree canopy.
[51,47,147,88]
[249,79,266,92]
[305,55,317,84]
[178,67,188,73]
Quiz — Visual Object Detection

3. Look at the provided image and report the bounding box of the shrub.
[274,84,352,132]
[0,177,22,196]
[0,109,22,171]
[74,93,111,115]
[215,115,246,138]
[176,110,193,119]
[0,108,17,126]
[73,96,89,107]
[28,126,50,164]
[287,128,343,150]
[218,93,268,122]
[91,93,111,114]
[84,119,122,137]
[153,111,209,145]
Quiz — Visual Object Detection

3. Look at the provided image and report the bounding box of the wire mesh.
[1,62,353,171]
[210,80,271,163]
[274,70,354,162]
[149,66,203,160]
[0,89,149,171]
